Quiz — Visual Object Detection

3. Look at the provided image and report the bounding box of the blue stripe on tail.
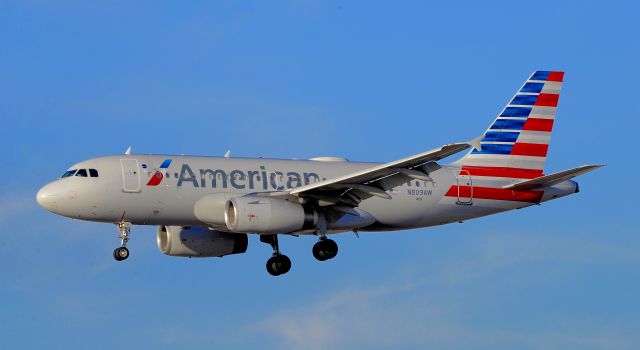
[482,131,520,142]
[490,119,526,130]
[500,107,532,117]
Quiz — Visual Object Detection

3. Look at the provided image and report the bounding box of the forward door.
[121,159,141,193]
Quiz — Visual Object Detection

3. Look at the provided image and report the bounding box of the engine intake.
[157,225,248,257]
[225,197,317,234]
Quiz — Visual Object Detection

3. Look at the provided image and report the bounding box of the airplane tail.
[458,71,564,179]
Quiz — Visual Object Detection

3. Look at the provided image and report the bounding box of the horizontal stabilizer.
[502,164,604,190]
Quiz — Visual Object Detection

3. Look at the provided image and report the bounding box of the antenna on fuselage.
[224,150,231,158]
[124,146,132,155]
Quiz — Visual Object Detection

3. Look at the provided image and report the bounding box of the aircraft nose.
[36,183,59,211]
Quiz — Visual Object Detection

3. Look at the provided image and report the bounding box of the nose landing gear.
[260,234,291,276]
[113,222,132,261]
[113,246,129,261]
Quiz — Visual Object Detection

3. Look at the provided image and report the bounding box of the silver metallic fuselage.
[36,155,578,235]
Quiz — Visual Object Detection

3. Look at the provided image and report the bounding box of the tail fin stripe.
[471,144,513,155]
[490,119,526,130]
[483,131,520,142]
[534,93,559,107]
[511,95,538,105]
[510,93,559,107]
[529,106,556,119]
[530,71,564,82]
[541,82,562,94]
[510,143,549,157]
[531,71,551,80]
[517,131,551,144]
[521,82,545,93]
[547,71,564,82]
[501,107,532,117]
[522,118,554,132]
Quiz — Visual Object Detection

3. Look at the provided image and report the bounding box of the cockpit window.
[61,169,98,179]
[61,169,77,178]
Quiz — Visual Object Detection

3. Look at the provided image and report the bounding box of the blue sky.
[1,1,638,349]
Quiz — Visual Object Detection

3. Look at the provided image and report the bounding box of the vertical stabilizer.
[458,71,564,179]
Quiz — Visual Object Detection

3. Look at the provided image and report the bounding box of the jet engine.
[225,197,317,234]
[193,193,238,229]
[157,225,248,257]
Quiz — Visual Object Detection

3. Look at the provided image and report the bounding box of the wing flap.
[502,164,604,190]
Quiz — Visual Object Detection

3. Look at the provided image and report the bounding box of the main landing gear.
[113,222,131,261]
[310,211,338,262]
[260,234,291,276]
[312,237,338,261]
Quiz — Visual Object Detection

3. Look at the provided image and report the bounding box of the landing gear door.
[121,159,141,193]
[456,169,473,205]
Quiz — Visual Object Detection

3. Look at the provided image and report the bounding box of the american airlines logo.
[147,162,324,190]
[145,159,173,186]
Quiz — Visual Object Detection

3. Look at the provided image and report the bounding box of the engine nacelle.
[225,197,317,234]
[157,225,248,258]
[193,193,238,229]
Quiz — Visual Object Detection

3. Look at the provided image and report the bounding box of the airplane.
[36,71,602,276]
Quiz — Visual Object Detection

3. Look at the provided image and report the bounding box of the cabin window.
[89,169,99,177]
[75,169,88,177]
[61,169,77,178]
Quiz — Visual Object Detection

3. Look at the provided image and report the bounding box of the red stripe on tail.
[547,71,564,82]
[534,93,559,107]
[510,143,549,157]
[522,118,554,132]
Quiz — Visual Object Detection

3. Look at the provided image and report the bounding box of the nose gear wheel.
[113,221,132,261]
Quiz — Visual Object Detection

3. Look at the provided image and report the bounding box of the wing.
[276,142,472,207]
[502,164,604,191]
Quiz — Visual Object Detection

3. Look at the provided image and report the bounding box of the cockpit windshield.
[61,169,77,178]
[60,169,99,179]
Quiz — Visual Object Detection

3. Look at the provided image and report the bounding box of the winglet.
[224,150,231,158]
[124,146,132,155]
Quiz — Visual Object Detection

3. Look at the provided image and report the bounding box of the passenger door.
[121,159,141,193]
